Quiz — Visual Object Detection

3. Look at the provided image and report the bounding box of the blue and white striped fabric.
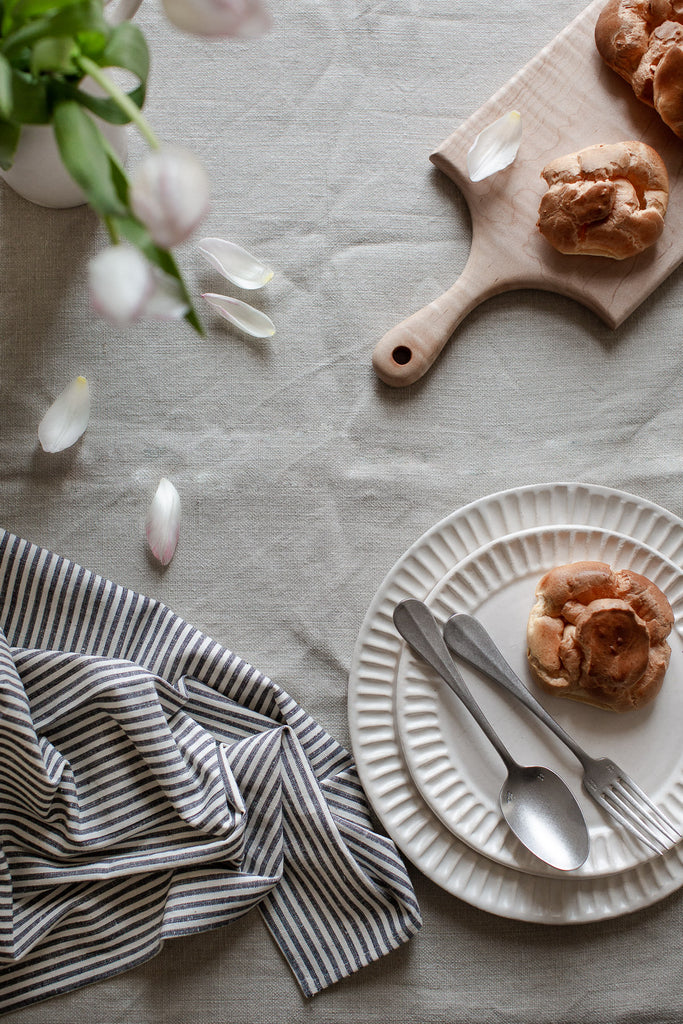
[0,530,421,1012]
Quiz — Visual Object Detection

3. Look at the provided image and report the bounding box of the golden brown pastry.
[537,141,669,258]
[595,0,683,139]
[527,561,674,711]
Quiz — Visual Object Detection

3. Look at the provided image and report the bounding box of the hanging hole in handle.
[392,345,412,365]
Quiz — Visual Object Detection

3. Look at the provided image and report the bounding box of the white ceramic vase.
[0,117,128,209]
[0,0,142,209]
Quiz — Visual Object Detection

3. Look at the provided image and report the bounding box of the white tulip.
[162,0,270,36]
[130,147,210,249]
[89,245,153,322]
[88,245,189,323]
[38,376,91,453]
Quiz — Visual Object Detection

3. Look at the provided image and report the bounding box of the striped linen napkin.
[0,529,421,1012]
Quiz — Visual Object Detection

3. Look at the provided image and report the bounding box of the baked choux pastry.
[595,0,683,139]
[537,141,669,259]
[527,560,674,711]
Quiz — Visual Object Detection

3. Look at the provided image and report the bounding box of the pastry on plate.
[527,560,674,711]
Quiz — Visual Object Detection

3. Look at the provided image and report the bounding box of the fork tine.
[614,775,682,845]
[593,787,668,854]
[610,779,681,847]
[608,784,675,850]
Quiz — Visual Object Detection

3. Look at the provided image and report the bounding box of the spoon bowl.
[393,600,590,871]
[501,764,590,871]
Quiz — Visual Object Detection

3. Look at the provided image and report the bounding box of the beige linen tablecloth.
[1,0,683,1021]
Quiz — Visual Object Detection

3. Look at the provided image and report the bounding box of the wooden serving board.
[372,0,683,386]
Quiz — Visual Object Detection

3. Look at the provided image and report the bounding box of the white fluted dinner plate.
[348,483,683,923]
[396,524,683,878]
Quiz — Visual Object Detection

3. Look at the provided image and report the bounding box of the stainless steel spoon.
[443,612,682,853]
[393,600,590,871]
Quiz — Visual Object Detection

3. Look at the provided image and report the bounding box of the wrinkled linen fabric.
[4,0,683,1020]
[0,529,421,1012]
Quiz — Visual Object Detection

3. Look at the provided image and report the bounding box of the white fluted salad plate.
[348,482,683,923]
[396,524,683,878]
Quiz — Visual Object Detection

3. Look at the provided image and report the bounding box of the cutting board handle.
[372,261,488,387]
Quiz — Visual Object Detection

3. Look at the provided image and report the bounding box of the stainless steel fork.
[443,613,682,855]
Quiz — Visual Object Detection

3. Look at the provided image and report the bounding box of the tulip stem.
[104,216,120,245]
[77,56,161,150]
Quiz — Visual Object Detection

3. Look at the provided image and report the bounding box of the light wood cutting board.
[372,0,683,387]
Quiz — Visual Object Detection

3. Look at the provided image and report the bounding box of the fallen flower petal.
[146,477,180,566]
[38,376,90,453]
[130,147,210,250]
[89,245,153,323]
[198,237,274,289]
[467,110,522,182]
[202,293,276,337]
[162,0,271,37]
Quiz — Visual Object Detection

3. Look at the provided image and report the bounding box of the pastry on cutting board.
[537,140,669,258]
[595,0,683,139]
[527,560,674,711]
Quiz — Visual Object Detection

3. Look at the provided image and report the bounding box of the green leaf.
[102,134,128,204]
[9,0,83,26]
[0,53,12,119]
[100,20,148,80]
[74,27,106,57]
[114,216,171,271]
[1,16,52,58]
[0,0,19,36]
[10,66,48,122]
[45,0,106,36]
[30,34,78,74]
[57,80,141,126]
[2,0,107,59]
[68,22,147,123]
[0,117,20,169]
[115,215,204,334]
[52,99,127,217]
[101,177,201,333]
